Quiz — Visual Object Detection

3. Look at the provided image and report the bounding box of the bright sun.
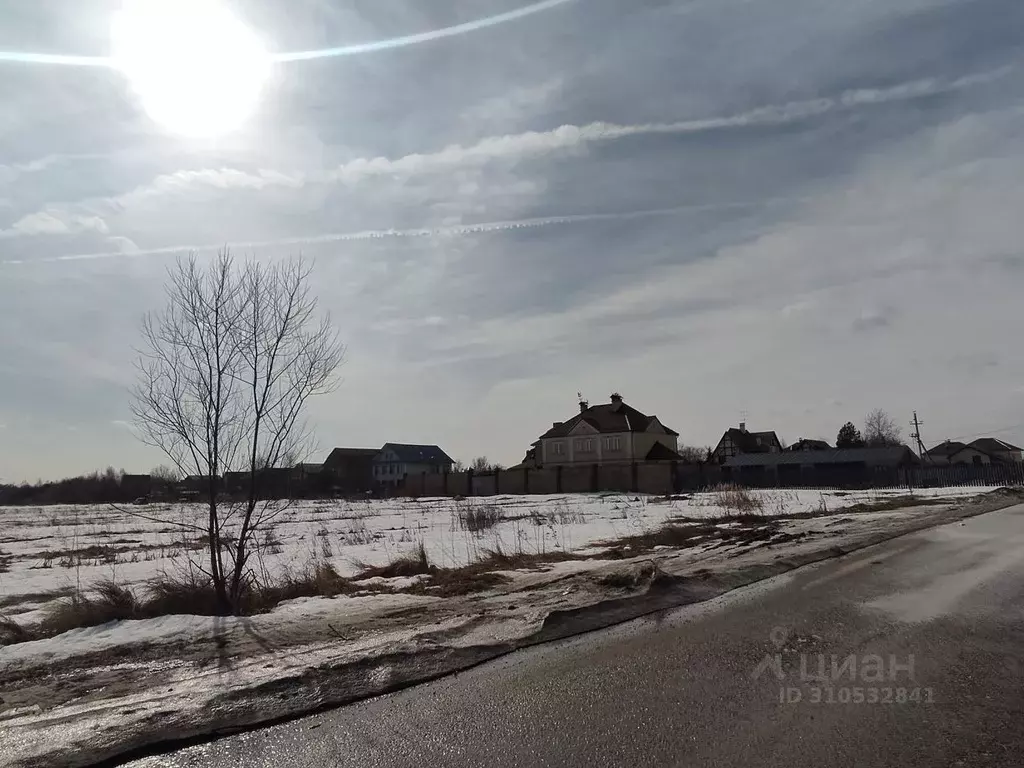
[111,0,271,137]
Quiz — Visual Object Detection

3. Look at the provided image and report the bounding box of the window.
[553,442,565,455]
[575,439,594,452]
[604,436,622,451]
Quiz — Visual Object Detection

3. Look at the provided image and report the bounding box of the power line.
[942,421,1024,443]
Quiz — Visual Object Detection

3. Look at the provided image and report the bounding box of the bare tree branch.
[130,249,344,614]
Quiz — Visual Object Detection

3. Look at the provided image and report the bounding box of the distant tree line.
[0,467,131,506]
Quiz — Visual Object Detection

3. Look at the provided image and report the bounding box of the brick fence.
[398,462,724,498]
[397,460,1024,498]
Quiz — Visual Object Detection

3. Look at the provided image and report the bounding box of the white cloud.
[0,211,109,239]
[414,105,1024,446]
[1,68,1000,247]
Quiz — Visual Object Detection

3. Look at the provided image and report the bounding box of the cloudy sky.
[1,0,1023,482]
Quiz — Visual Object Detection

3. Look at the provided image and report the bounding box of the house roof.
[725,446,918,468]
[925,440,967,457]
[378,443,453,464]
[787,439,832,452]
[968,437,1023,454]
[717,428,781,454]
[538,398,679,439]
[645,442,683,461]
[326,447,379,461]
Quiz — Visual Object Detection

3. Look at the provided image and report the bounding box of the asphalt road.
[128,504,1024,768]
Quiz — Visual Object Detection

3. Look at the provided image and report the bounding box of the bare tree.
[863,409,902,447]
[131,250,343,614]
[470,456,503,472]
[677,445,711,463]
[150,464,180,483]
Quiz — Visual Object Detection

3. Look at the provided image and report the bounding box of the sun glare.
[111,0,271,137]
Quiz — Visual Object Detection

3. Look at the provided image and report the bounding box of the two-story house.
[373,443,454,488]
[534,393,681,467]
[712,423,783,463]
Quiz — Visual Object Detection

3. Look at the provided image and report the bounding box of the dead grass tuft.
[596,560,661,590]
[38,580,139,637]
[254,563,351,609]
[0,614,32,646]
[842,496,943,514]
[456,502,505,532]
[144,573,222,617]
[355,542,431,579]
[709,484,764,514]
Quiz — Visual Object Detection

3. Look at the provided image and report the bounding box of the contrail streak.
[0,52,114,67]
[0,0,577,67]
[275,0,576,62]
[1,197,803,266]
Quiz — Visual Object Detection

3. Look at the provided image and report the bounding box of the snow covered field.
[0,486,998,626]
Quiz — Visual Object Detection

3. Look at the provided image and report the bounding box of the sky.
[1,0,1024,482]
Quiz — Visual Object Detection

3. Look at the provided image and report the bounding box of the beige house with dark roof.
[532,393,680,467]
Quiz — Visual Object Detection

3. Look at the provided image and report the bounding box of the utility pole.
[910,411,928,460]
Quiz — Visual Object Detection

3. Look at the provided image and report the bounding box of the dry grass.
[596,560,662,590]
[143,572,222,617]
[355,542,431,579]
[254,562,351,609]
[456,502,505,533]
[0,614,32,645]
[602,516,785,556]
[0,587,76,612]
[842,496,943,514]
[38,580,139,638]
[3,563,356,645]
[477,546,586,569]
[353,544,522,597]
[709,484,765,514]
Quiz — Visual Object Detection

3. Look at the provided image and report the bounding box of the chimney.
[552,421,563,428]
[739,422,747,432]
[610,392,623,405]
[579,400,589,413]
